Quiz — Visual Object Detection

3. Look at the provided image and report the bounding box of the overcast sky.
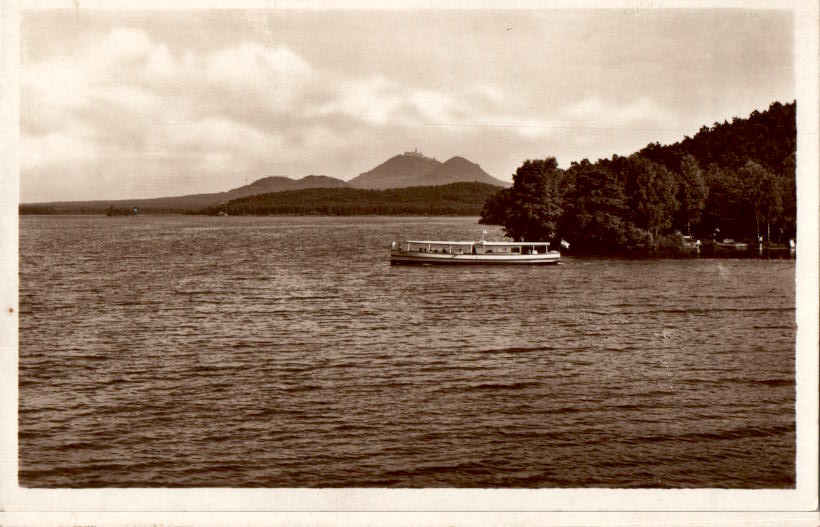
[20,8,794,202]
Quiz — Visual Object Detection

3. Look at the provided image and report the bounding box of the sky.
[20,8,795,202]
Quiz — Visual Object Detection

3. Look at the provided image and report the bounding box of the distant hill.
[20,174,348,214]
[348,151,443,189]
[20,151,507,214]
[418,156,504,187]
[195,181,504,216]
[348,151,508,189]
[236,175,347,196]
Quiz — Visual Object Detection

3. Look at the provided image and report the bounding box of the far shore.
[19,213,796,260]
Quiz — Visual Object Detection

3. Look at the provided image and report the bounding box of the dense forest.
[195,182,503,216]
[20,203,183,215]
[480,101,796,254]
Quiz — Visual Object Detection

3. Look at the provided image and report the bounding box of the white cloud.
[408,89,461,123]
[310,77,520,133]
[314,76,407,127]
[456,96,679,142]
[24,59,91,110]
[22,11,772,201]
[561,96,676,130]
[199,41,313,105]
[21,26,306,182]
[144,44,176,81]
[511,119,560,140]
[20,22,682,201]
[104,27,154,61]
[22,130,100,170]
[171,116,284,159]
[472,85,506,106]
[294,124,354,152]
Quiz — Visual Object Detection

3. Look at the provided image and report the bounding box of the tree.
[621,155,679,242]
[477,100,796,253]
[701,164,745,239]
[479,188,512,226]
[675,155,708,234]
[559,159,627,253]
[498,158,563,241]
[739,160,783,242]
[779,152,796,241]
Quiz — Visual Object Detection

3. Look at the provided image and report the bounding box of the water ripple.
[18,215,796,488]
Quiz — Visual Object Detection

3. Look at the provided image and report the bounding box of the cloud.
[561,96,678,131]
[20,22,683,201]
[22,130,100,171]
[307,75,566,145]
[313,76,407,127]
[196,41,314,109]
[21,27,319,196]
[168,116,285,172]
[105,27,154,60]
[22,9,788,202]
[308,76,476,130]
[206,42,310,82]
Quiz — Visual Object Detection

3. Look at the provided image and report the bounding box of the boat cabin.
[400,240,552,255]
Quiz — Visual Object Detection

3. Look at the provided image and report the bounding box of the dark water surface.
[19,215,795,487]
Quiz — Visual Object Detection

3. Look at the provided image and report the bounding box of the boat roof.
[406,240,551,246]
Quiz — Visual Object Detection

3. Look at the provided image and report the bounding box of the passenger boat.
[714,238,749,251]
[390,240,560,265]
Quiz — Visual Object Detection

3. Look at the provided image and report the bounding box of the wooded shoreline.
[480,101,796,255]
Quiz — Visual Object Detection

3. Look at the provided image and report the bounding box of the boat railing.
[396,240,557,255]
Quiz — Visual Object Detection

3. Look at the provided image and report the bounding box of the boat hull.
[390,250,560,265]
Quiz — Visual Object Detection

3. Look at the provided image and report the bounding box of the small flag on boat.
[560,239,570,250]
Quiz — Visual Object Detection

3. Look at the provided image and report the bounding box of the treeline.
[19,204,58,214]
[194,182,503,216]
[105,206,136,216]
[480,101,796,254]
[20,204,177,215]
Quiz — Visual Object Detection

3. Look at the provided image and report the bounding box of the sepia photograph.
[1,0,818,524]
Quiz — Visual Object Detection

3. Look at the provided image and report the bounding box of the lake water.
[18,215,795,488]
